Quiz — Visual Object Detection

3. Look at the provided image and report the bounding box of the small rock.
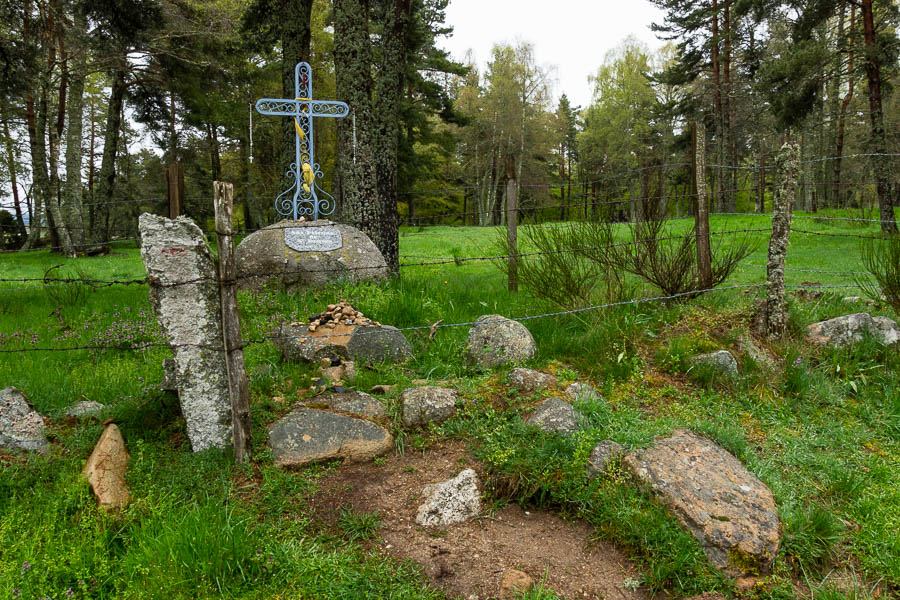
[690,350,739,378]
[273,322,413,365]
[416,469,481,527]
[622,429,781,576]
[267,407,393,468]
[508,368,557,394]
[369,384,398,395]
[565,382,602,402]
[402,386,459,427]
[586,440,624,477]
[527,397,579,434]
[83,424,130,509]
[65,401,106,418]
[737,336,776,370]
[872,316,900,345]
[316,390,385,419]
[807,313,900,347]
[499,569,534,599]
[320,360,357,386]
[0,387,48,452]
[466,315,536,368]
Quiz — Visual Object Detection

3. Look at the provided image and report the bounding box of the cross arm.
[308,100,350,118]
[255,98,305,116]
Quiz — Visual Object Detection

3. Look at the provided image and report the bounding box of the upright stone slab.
[623,430,781,576]
[139,214,232,452]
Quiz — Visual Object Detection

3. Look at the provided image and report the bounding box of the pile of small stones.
[292,300,381,333]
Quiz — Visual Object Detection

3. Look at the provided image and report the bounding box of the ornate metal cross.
[255,62,350,221]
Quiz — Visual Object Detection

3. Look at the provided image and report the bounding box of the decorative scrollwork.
[255,61,350,220]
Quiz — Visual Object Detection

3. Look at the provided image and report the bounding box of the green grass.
[1,213,899,599]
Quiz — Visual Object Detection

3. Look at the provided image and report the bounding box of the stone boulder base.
[274,322,412,365]
[623,429,780,576]
[0,387,48,452]
[527,397,579,434]
[691,350,739,378]
[416,469,482,527]
[83,424,130,509]
[508,368,557,394]
[466,315,536,368]
[235,220,388,291]
[401,386,459,427]
[267,407,392,468]
[807,313,900,347]
[314,390,385,419]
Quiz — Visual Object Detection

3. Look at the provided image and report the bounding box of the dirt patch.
[311,442,656,600]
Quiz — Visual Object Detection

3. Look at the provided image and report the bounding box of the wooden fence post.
[506,155,518,293]
[213,181,251,463]
[766,140,801,338]
[166,162,185,219]
[694,121,712,289]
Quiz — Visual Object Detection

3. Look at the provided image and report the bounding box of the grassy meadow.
[1,211,899,599]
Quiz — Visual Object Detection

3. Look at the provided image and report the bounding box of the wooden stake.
[694,121,712,289]
[506,155,518,293]
[166,162,185,219]
[213,181,251,463]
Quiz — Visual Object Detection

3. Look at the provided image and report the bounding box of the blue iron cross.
[255,62,350,221]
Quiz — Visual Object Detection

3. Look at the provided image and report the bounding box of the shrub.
[857,234,900,312]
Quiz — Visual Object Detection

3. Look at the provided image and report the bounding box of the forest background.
[0,0,898,263]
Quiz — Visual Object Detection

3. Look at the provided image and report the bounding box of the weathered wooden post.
[766,140,801,338]
[506,154,518,293]
[213,181,251,463]
[694,121,712,289]
[166,162,185,219]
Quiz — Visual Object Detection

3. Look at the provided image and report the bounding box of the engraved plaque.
[284,227,343,252]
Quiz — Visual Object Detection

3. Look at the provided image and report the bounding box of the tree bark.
[279,0,314,197]
[372,0,410,272]
[93,62,128,244]
[2,110,26,237]
[63,1,87,249]
[694,121,712,289]
[334,0,384,260]
[860,0,897,233]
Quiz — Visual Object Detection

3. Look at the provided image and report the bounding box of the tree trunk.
[371,0,410,272]
[93,62,128,244]
[2,110,26,237]
[334,0,383,257]
[860,0,897,233]
[834,7,854,209]
[722,0,737,213]
[711,0,725,212]
[63,1,87,249]
[279,0,314,197]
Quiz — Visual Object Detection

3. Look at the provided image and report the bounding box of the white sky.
[439,0,667,109]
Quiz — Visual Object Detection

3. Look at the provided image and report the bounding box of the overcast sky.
[439,0,667,109]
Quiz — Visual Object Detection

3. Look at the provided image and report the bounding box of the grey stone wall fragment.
[139,213,232,452]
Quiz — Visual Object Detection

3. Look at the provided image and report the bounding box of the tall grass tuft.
[857,234,900,311]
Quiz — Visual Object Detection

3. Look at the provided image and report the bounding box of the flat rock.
[508,368,557,394]
[466,315,536,368]
[691,350,739,378]
[83,424,130,509]
[65,401,105,418]
[415,469,481,527]
[807,313,900,347]
[586,440,625,477]
[267,407,393,468]
[402,386,458,427]
[526,397,579,434]
[499,568,535,599]
[0,387,48,452]
[273,322,412,365]
[314,390,385,419]
[235,220,389,291]
[622,429,781,576]
[565,382,602,402]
